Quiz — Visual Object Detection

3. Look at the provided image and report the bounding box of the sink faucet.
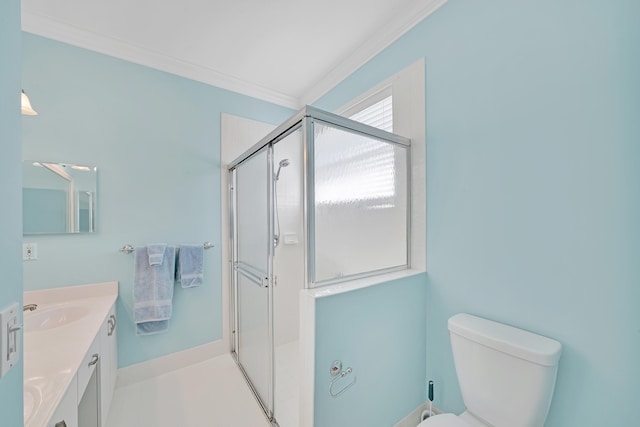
[23,304,37,312]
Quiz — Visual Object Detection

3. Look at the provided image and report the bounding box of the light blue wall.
[314,274,427,426]
[316,0,640,425]
[21,33,293,367]
[0,0,24,424]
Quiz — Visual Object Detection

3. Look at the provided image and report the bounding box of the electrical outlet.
[23,243,38,261]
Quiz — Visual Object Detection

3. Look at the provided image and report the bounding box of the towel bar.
[119,242,214,254]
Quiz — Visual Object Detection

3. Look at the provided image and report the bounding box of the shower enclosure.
[228,106,410,426]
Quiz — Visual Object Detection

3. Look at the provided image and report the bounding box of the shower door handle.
[234,263,269,288]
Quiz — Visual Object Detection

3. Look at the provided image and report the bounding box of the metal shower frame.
[227,105,411,425]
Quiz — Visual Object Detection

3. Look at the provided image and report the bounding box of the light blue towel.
[147,243,167,266]
[176,244,204,288]
[133,245,176,335]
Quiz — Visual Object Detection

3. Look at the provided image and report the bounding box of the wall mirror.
[23,160,98,234]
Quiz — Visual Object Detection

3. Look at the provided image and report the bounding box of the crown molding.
[22,0,447,111]
[21,11,301,109]
[299,0,448,106]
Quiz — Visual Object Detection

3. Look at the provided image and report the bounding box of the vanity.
[23,282,118,427]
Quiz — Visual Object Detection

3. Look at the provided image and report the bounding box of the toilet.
[419,313,561,427]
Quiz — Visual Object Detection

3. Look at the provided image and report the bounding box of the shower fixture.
[275,158,290,181]
[274,158,290,248]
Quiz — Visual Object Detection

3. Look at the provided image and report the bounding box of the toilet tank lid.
[448,314,562,366]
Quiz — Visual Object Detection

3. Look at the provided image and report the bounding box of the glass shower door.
[232,145,274,419]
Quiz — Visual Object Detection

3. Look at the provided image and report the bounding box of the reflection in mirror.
[23,161,98,234]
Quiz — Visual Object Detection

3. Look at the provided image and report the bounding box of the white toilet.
[420,313,561,427]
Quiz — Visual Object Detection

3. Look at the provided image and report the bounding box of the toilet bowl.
[418,313,561,427]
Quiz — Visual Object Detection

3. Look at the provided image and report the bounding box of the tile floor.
[105,353,271,427]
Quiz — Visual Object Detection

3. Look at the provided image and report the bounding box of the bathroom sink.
[24,384,42,426]
[24,305,91,332]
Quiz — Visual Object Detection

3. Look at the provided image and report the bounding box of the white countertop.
[23,282,118,427]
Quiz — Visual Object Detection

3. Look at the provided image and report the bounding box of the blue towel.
[133,245,176,335]
[147,243,167,266]
[176,244,204,288]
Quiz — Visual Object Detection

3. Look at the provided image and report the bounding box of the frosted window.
[314,127,396,207]
[313,123,408,283]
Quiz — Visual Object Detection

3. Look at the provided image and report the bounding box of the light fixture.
[21,90,38,115]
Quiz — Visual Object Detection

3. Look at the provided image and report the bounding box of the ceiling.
[21,0,446,108]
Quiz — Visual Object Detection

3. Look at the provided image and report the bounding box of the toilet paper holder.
[329,360,357,398]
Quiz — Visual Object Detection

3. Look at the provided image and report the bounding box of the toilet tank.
[448,314,562,427]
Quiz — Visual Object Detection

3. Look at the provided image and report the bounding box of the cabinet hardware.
[88,353,99,367]
[108,314,117,336]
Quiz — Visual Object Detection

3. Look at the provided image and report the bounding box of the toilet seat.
[418,414,470,427]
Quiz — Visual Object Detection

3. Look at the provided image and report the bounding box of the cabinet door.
[77,335,100,400]
[100,303,117,426]
[78,368,100,427]
[49,376,78,427]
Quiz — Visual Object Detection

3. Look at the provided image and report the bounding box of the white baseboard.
[115,339,227,388]
[394,402,442,427]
